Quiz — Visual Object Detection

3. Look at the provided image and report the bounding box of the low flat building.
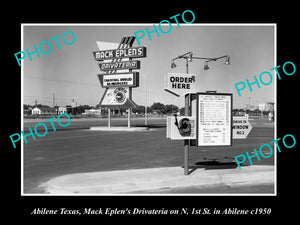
[31,107,56,115]
[58,107,67,114]
[84,109,101,115]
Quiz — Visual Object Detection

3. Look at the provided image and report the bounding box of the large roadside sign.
[93,36,146,108]
[164,73,196,97]
[197,93,232,146]
[232,116,252,139]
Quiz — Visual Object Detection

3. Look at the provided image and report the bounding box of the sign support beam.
[184,58,189,175]
[128,54,133,128]
[108,108,111,127]
[128,109,131,128]
[145,73,148,126]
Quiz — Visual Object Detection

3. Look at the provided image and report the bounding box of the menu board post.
[184,94,191,175]
[183,59,190,175]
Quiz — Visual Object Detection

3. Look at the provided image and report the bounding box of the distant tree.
[130,105,151,114]
[253,108,260,116]
[149,102,180,114]
[132,105,145,114]
[180,107,185,115]
[35,104,50,108]
[23,104,33,110]
[72,105,93,114]
[150,102,166,114]
[146,106,152,114]
[165,104,179,114]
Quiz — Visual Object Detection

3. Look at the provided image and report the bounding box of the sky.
[22,24,275,109]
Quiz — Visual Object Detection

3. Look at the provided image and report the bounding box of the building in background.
[58,107,67,114]
[23,106,32,115]
[83,108,101,116]
[31,106,56,115]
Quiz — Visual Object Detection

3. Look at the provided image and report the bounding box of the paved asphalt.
[23,117,275,193]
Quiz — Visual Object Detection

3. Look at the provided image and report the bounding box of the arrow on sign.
[164,73,196,97]
[232,116,253,139]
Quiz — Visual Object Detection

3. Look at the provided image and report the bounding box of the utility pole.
[145,73,148,126]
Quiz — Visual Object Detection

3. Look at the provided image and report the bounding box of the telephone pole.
[53,93,55,107]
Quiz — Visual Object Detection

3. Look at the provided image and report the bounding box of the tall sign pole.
[128,53,133,128]
[108,108,111,127]
[184,58,190,175]
[145,73,148,126]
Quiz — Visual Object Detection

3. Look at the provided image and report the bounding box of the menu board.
[197,93,232,146]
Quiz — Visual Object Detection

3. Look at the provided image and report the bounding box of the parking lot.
[23,117,274,193]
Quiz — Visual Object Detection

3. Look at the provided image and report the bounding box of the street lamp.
[204,62,209,70]
[171,60,177,69]
[188,52,193,62]
[171,52,230,73]
[225,56,230,65]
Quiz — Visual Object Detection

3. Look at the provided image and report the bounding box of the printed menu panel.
[197,94,232,146]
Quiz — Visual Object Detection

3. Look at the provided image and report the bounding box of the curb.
[90,126,149,131]
[42,165,274,194]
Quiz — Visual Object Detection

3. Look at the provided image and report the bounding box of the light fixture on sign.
[171,60,177,68]
[188,52,193,62]
[225,56,230,65]
[170,52,230,72]
[204,62,209,70]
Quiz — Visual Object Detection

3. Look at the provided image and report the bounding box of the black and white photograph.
[19,23,277,195]
[5,4,297,221]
